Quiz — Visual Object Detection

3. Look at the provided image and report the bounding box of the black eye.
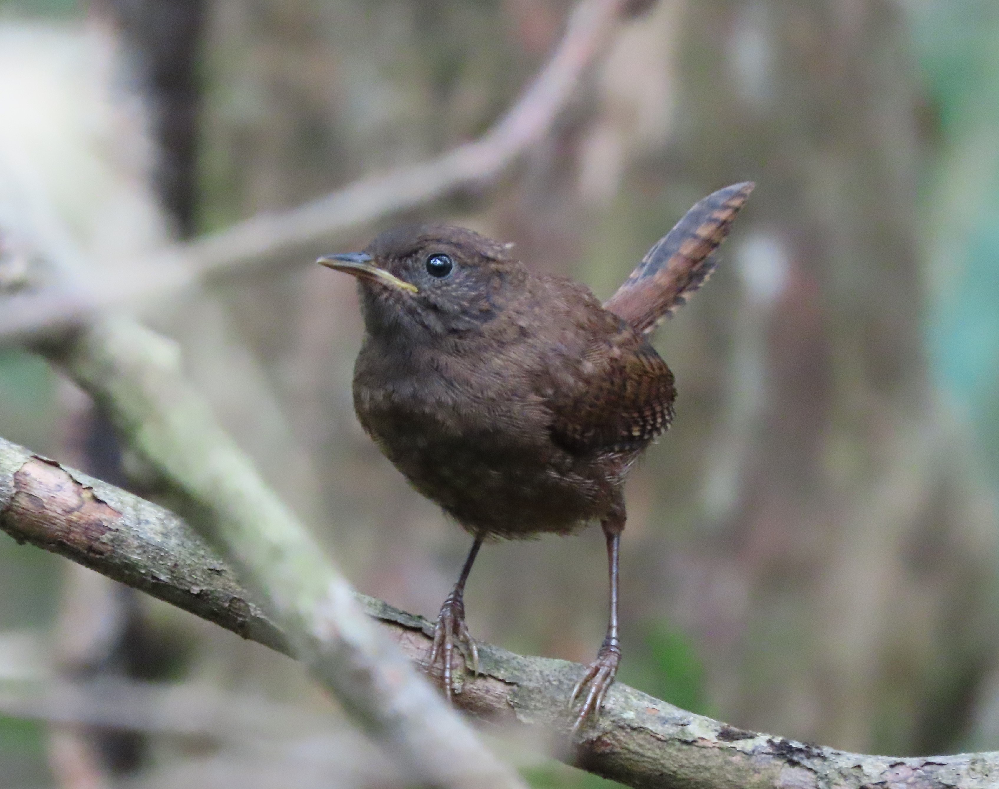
[425,254,453,278]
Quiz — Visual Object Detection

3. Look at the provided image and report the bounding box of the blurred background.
[2,0,999,786]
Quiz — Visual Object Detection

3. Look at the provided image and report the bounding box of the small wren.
[319,182,753,729]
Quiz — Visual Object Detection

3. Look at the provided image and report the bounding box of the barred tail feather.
[603,181,754,335]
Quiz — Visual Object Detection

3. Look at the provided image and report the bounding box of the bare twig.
[0,0,630,344]
[1,433,997,789]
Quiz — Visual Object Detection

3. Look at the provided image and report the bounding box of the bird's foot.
[427,592,479,700]
[570,642,620,732]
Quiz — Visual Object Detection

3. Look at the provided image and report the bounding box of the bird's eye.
[425,254,453,278]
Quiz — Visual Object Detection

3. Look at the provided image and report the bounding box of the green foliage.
[0,535,59,629]
[0,0,78,18]
[523,761,621,789]
[0,717,48,788]
[913,2,999,130]
[627,621,709,717]
[0,350,56,449]
[912,3,999,487]
[0,351,60,628]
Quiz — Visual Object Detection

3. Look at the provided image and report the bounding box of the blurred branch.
[30,316,523,789]
[0,0,632,345]
[1,434,996,789]
[0,1,641,782]
[1,678,400,785]
[0,676,371,743]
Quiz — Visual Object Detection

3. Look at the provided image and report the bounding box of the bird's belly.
[355,387,604,537]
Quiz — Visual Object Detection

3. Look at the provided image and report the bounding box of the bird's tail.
[603,181,754,335]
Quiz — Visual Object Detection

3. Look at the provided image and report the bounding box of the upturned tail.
[603,181,754,335]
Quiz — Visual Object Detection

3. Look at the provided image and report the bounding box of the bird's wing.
[548,333,676,456]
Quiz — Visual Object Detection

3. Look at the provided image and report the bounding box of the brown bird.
[320,182,753,729]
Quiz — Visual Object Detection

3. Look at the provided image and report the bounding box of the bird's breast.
[351,339,612,536]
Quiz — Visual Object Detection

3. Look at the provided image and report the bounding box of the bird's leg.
[428,535,483,700]
[571,514,623,731]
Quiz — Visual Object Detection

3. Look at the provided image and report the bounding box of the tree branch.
[34,317,523,789]
[0,4,985,787]
[1,433,996,789]
[0,0,630,345]
[0,2,643,781]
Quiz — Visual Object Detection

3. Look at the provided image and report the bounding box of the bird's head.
[319,224,527,340]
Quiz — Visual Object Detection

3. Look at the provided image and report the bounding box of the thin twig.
[1,678,400,784]
[0,0,629,345]
[1,433,996,789]
[0,677,363,741]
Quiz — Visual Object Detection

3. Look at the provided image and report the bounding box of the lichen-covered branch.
[0,440,288,654]
[1,433,996,789]
[32,317,524,789]
[0,0,632,344]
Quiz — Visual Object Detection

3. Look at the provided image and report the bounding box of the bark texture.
[1,433,998,789]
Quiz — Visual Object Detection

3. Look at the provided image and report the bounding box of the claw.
[570,645,620,732]
[427,593,478,699]
[466,636,480,677]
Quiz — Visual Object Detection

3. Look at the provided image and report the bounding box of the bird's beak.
[318,252,418,293]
